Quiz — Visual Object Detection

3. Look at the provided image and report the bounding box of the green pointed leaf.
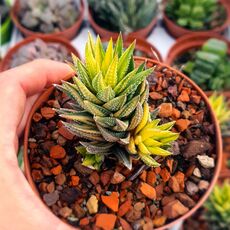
[158,121,176,131]
[95,35,105,68]
[113,119,129,131]
[117,41,135,81]
[140,154,160,167]
[85,42,98,79]
[94,116,117,128]
[118,133,130,145]
[103,94,127,111]
[113,146,132,170]
[80,141,114,153]
[101,38,113,76]
[92,72,106,92]
[84,100,111,117]
[128,102,143,130]
[97,86,115,102]
[114,33,123,58]
[114,95,140,118]
[88,32,95,56]
[127,55,135,72]
[140,83,149,104]
[104,55,118,88]
[147,146,172,156]
[73,77,103,104]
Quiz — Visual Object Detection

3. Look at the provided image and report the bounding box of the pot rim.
[23,57,222,230]
[88,6,158,38]
[163,0,230,38]
[10,0,84,40]
[0,34,81,71]
[101,35,163,62]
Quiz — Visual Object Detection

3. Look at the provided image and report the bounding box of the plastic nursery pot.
[163,0,230,38]
[0,0,12,45]
[88,7,157,38]
[102,35,163,62]
[0,35,81,71]
[10,0,84,40]
[23,57,222,230]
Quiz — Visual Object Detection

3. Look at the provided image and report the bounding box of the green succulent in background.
[209,93,230,136]
[88,0,158,33]
[55,33,154,169]
[183,38,230,91]
[204,181,230,230]
[127,106,179,167]
[166,0,226,30]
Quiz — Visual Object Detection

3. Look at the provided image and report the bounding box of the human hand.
[0,59,74,230]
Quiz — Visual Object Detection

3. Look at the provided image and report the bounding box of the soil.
[27,64,217,229]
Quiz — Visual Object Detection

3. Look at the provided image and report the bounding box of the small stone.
[175,119,190,132]
[197,155,215,168]
[101,192,119,212]
[175,193,195,208]
[41,107,56,119]
[43,191,59,206]
[139,182,156,200]
[172,108,181,119]
[100,170,114,186]
[183,140,212,158]
[58,125,75,140]
[160,168,171,182]
[47,182,55,193]
[79,217,89,226]
[186,181,199,196]
[59,207,72,218]
[31,169,43,182]
[163,200,189,219]
[149,92,163,100]
[32,112,42,122]
[146,171,156,186]
[119,217,132,230]
[166,159,174,173]
[71,175,80,186]
[50,165,62,175]
[60,187,81,204]
[168,171,185,193]
[57,135,66,146]
[193,168,202,178]
[191,95,201,104]
[111,171,125,184]
[55,173,66,185]
[178,90,190,102]
[153,215,167,227]
[89,171,100,185]
[74,162,93,175]
[126,207,142,222]
[139,170,147,181]
[121,181,132,190]
[158,103,173,118]
[86,195,98,214]
[74,203,86,218]
[96,214,117,230]
[198,180,210,191]
[118,199,132,217]
[50,145,66,159]
[134,202,145,211]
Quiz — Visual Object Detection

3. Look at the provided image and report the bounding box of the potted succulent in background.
[166,34,230,92]
[0,35,80,71]
[102,35,163,61]
[24,34,221,229]
[163,0,230,38]
[11,0,84,40]
[88,0,158,38]
[183,180,230,230]
[209,93,230,179]
[0,0,12,45]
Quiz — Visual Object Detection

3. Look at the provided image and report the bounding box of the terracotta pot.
[11,0,84,40]
[0,35,80,71]
[23,57,222,230]
[102,36,163,62]
[88,7,157,38]
[163,0,230,38]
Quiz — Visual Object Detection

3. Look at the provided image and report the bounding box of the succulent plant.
[55,33,178,170]
[183,38,230,91]
[88,0,158,33]
[209,93,230,136]
[127,106,179,167]
[166,0,226,30]
[10,39,72,68]
[19,0,81,33]
[204,181,230,230]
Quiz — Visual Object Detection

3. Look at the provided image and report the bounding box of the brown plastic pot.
[0,35,81,72]
[163,0,230,38]
[23,57,222,230]
[11,0,84,40]
[102,35,163,62]
[88,7,157,38]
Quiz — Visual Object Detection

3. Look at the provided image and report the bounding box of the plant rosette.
[102,35,163,62]
[163,0,230,38]
[88,0,158,38]
[0,35,80,71]
[165,33,230,92]
[11,0,84,40]
[24,35,222,230]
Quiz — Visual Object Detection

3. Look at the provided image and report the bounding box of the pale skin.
[0,59,75,230]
